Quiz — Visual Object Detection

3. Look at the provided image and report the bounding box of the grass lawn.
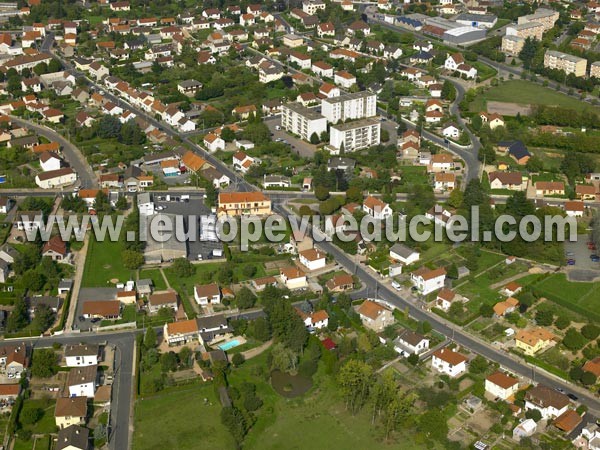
[133,383,236,450]
[139,269,167,291]
[531,273,600,321]
[81,236,132,287]
[470,80,599,113]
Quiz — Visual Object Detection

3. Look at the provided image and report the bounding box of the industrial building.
[455,13,498,29]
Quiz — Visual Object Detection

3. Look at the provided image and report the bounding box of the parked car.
[567,259,576,265]
[591,255,600,262]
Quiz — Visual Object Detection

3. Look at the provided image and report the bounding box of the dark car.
[567,259,576,265]
[90,318,101,323]
[590,255,599,262]
[567,393,578,401]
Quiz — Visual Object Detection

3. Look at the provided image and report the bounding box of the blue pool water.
[218,339,241,351]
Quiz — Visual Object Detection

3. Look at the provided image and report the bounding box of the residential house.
[410,267,446,295]
[64,344,99,367]
[389,243,420,265]
[298,248,327,271]
[480,112,505,130]
[56,425,89,450]
[81,301,121,320]
[535,181,565,197]
[489,172,525,191]
[565,201,585,217]
[164,319,199,346]
[251,276,278,292]
[575,184,596,200]
[217,192,271,217]
[434,172,455,191]
[485,371,519,400]
[515,327,555,355]
[67,365,97,398]
[362,196,392,220]
[525,385,570,419]
[0,344,27,378]
[431,348,468,377]
[204,133,225,152]
[356,300,394,331]
[493,297,519,317]
[326,273,354,292]
[393,329,430,357]
[42,235,68,261]
[148,291,179,313]
[279,267,308,290]
[194,284,221,306]
[435,288,457,312]
[502,281,522,297]
[54,397,87,429]
[296,308,329,330]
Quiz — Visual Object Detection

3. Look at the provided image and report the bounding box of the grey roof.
[390,243,418,259]
[56,425,89,450]
[396,329,427,346]
[283,102,324,120]
[26,296,62,311]
[330,117,379,132]
[137,192,152,205]
[64,344,99,358]
[0,244,19,262]
[178,79,202,88]
[456,13,497,23]
[327,157,356,169]
[196,314,228,332]
[67,365,98,386]
[137,279,153,287]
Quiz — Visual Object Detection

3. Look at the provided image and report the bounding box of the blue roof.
[398,17,422,27]
[416,51,433,60]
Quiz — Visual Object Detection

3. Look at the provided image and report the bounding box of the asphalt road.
[9,116,97,188]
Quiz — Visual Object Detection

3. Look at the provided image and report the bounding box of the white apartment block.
[544,50,587,77]
[321,91,377,124]
[501,35,525,56]
[517,8,559,32]
[506,21,544,40]
[590,61,600,79]
[281,103,327,142]
[329,118,380,152]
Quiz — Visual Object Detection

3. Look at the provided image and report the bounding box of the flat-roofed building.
[321,91,377,124]
[329,117,380,152]
[281,102,327,142]
[543,50,587,77]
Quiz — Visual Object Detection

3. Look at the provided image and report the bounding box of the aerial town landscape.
[0,0,598,449]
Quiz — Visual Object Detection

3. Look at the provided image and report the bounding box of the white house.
[363,196,392,220]
[389,243,420,265]
[410,266,446,295]
[296,308,329,330]
[67,365,97,398]
[194,283,221,305]
[136,192,154,216]
[435,288,457,312]
[204,133,225,152]
[35,167,77,189]
[564,201,584,217]
[39,151,62,171]
[64,344,99,367]
[525,385,570,420]
[393,329,430,357]
[298,248,327,271]
[442,123,460,139]
[279,267,308,290]
[233,151,255,174]
[431,348,468,377]
[485,371,519,400]
[334,70,357,89]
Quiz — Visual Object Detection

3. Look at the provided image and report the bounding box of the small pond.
[270,370,313,398]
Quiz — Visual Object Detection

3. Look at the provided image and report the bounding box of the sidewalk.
[65,233,90,330]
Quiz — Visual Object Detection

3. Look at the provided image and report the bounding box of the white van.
[391,280,401,291]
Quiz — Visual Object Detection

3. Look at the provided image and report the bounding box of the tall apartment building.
[543,50,587,77]
[517,8,559,32]
[591,61,600,79]
[501,35,525,56]
[280,103,327,141]
[506,21,544,40]
[321,91,377,124]
[329,118,381,152]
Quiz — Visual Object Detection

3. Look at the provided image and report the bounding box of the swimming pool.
[218,339,241,351]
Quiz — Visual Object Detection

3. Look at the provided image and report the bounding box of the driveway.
[75,287,118,331]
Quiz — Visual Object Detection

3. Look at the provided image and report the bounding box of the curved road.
[9,116,97,188]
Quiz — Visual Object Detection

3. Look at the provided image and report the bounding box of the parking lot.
[564,236,600,279]
[264,115,319,158]
[153,195,223,261]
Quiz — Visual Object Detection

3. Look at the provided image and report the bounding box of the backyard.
[81,237,132,287]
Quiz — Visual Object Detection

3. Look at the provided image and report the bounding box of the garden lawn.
[81,237,131,287]
[531,273,600,322]
[139,269,167,291]
[133,383,236,450]
[470,80,599,113]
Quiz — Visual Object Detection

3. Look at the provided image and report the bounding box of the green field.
[81,237,132,287]
[531,273,600,321]
[139,269,167,291]
[133,384,236,450]
[134,352,430,450]
[470,80,599,113]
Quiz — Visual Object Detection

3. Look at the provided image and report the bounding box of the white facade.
[68,381,95,398]
[329,118,380,152]
[35,169,77,189]
[281,103,327,142]
[410,267,446,295]
[485,373,519,400]
[321,91,377,124]
[431,350,467,377]
[65,354,98,367]
[299,249,327,271]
